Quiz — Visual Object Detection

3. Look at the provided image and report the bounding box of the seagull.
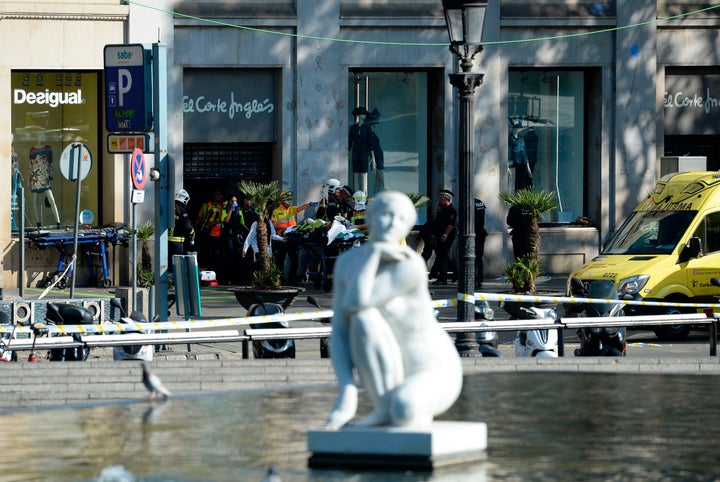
[141,362,171,401]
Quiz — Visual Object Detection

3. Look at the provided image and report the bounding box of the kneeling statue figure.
[326,190,463,430]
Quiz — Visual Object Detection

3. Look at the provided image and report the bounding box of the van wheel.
[652,302,693,341]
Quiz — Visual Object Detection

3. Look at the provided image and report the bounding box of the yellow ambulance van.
[567,171,720,340]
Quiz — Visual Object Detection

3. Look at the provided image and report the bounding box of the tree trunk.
[256,219,271,274]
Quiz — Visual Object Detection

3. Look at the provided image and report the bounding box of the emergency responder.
[316,178,342,221]
[195,190,225,278]
[351,190,368,233]
[327,185,354,222]
[169,188,195,268]
[271,189,312,285]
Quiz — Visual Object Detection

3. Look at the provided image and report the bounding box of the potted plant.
[231,180,303,310]
[500,188,557,293]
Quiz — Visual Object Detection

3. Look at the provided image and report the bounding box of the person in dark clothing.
[474,198,488,290]
[506,205,532,259]
[169,188,195,275]
[327,185,354,222]
[222,195,244,284]
[421,189,457,285]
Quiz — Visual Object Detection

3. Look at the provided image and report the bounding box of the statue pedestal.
[307,421,487,471]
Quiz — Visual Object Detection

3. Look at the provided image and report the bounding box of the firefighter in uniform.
[169,188,195,268]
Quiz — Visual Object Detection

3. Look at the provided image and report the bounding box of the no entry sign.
[131,147,147,190]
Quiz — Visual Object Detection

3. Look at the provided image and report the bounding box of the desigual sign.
[13,88,84,108]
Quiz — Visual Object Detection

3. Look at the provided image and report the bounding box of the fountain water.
[0,372,718,481]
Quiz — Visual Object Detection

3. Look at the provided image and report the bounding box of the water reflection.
[0,373,718,481]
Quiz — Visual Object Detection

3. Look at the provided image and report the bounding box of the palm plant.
[405,192,430,210]
[500,188,557,291]
[237,179,282,288]
[129,221,155,287]
[504,255,539,293]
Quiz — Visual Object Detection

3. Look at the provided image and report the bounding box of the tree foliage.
[237,180,282,288]
[500,188,557,292]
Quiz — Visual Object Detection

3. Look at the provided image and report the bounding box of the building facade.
[2,0,720,289]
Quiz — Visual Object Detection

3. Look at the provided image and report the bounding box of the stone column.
[613,0,658,229]
[295,0,346,206]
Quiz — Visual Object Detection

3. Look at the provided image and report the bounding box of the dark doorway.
[183,142,272,220]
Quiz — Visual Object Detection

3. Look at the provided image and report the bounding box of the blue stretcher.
[26,224,128,289]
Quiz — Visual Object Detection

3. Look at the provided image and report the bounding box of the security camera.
[149,167,160,181]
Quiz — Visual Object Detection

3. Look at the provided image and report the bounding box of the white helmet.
[352,190,367,210]
[175,188,190,205]
[325,178,342,192]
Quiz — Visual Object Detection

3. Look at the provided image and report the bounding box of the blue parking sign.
[104,44,153,132]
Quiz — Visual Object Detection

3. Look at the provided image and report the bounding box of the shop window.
[11,71,100,232]
[500,1,616,17]
[508,70,585,222]
[347,71,429,224]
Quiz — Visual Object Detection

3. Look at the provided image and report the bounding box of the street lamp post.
[442,0,487,355]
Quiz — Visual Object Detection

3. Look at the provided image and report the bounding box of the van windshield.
[602,210,697,255]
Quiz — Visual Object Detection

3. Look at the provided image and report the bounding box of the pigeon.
[141,362,171,401]
[261,466,282,482]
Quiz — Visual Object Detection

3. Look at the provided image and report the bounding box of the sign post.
[130,148,147,311]
[59,143,92,298]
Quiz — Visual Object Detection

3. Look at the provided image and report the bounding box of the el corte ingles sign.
[183,69,276,143]
[664,72,720,136]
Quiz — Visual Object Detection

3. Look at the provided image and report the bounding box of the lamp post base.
[455,333,479,357]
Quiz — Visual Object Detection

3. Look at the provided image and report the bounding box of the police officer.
[421,189,457,285]
[169,188,195,264]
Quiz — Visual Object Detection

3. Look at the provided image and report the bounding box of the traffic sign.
[59,143,92,182]
[104,44,153,132]
[131,148,147,190]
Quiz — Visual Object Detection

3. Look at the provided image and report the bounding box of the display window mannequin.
[509,123,532,192]
[29,131,61,229]
[349,106,385,196]
[365,108,385,195]
[10,134,23,232]
[349,106,371,194]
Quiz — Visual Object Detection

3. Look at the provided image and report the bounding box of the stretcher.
[26,224,128,289]
[296,238,362,291]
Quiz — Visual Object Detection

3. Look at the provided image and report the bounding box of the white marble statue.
[326,191,463,430]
